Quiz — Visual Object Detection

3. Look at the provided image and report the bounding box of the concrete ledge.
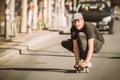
[0,50,19,61]
[0,31,59,60]
[23,31,59,48]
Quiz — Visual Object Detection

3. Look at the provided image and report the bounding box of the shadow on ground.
[0,67,78,73]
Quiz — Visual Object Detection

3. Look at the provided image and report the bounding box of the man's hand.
[80,61,88,68]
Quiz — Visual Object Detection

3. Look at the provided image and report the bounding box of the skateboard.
[75,65,89,73]
[74,59,91,73]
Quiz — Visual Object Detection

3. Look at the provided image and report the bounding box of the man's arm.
[73,39,80,65]
[81,38,94,67]
[86,38,94,63]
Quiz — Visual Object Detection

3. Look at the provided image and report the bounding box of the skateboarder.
[61,13,105,72]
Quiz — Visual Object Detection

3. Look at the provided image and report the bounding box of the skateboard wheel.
[86,68,89,73]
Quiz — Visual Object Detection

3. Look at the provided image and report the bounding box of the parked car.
[76,1,114,34]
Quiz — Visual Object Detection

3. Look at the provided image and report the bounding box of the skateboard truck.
[74,59,91,73]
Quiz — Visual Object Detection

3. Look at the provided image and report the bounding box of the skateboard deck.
[75,67,89,73]
[74,59,91,73]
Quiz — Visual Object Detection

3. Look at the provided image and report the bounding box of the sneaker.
[87,62,92,68]
[79,59,92,68]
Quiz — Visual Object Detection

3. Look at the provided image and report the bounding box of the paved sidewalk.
[48,26,71,34]
[0,29,59,60]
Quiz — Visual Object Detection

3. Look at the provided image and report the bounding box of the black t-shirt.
[71,22,104,43]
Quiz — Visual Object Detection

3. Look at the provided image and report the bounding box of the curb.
[0,31,59,60]
[0,50,19,61]
[23,31,59,48]
[48,27,71,35]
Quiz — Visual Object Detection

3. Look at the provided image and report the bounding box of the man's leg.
[61,39,73,52]
[78,33,93,70]
[78,32,87,51]
[78,32,104,54]
[77,32,88,59]
[94,39,104,53]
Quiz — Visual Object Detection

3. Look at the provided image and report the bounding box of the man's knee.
[61,40,65,47]
[61,39,73,52]
[77,32,87,51]
[94,39,103,53]
[78,32,86,38]
[61,39,69,48]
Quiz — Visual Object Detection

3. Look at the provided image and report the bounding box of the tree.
[110,0,120,8]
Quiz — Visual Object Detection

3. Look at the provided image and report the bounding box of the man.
[61,13,104,70]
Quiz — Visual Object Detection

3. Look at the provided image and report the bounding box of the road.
[0,20,120,80]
